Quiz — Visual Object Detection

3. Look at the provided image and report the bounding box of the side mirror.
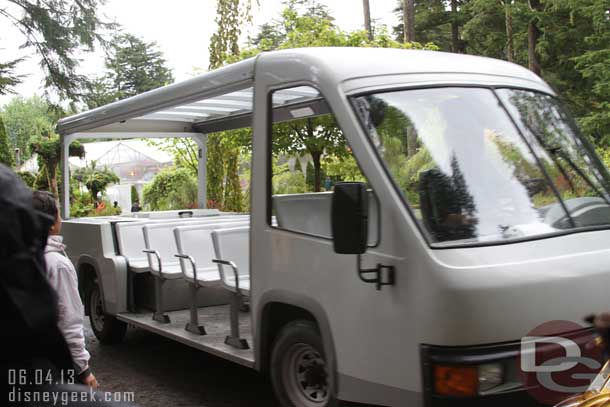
[331,182,368,254]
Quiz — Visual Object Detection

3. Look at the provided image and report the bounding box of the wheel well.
[77,263,97,315]
[260,302,316,372]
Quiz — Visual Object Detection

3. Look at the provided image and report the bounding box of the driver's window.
[268,85,378,244]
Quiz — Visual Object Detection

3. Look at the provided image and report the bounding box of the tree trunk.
[528,0,542,75]
[363,0,373,41]
[451,0,460,53]
[312,151,322,192]
[47,162,59,200]
[403,0,415,43]
[504,0,514,62]
[407,127,417,158]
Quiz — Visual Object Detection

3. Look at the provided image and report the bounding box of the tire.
[87,280,126,344]
[270,320,337,407]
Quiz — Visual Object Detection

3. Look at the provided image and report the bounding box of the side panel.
[62,220,128,314]
[250,53,433,406]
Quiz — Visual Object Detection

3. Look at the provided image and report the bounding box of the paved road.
[84,321,276,407]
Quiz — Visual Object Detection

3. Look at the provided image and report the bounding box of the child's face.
[49,205,62,235]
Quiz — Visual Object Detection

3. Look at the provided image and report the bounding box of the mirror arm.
[357,254,395,290]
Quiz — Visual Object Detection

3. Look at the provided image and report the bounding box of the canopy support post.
[60,135,71,219]
[193,134,208,209]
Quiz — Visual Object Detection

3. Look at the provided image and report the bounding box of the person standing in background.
[32,190,98,388]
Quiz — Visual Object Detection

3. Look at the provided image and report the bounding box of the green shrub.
[143,167,197,211]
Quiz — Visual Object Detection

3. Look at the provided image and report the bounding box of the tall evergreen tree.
[206,0,252,211]
[105,34,174,101]
[0,0,115,102]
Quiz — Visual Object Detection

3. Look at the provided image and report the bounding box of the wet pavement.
[84,321,276,407]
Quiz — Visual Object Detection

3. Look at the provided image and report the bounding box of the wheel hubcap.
[283,343,329,406]
[90,287,105,332]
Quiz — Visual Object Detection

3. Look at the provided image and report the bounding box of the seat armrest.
[212,259,242,294]
[175,254,197,281]
[143,249,163,277]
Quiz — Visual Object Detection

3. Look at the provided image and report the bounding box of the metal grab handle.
[143,249,164,279]
[175,254,198,283]
[212,259,241,295]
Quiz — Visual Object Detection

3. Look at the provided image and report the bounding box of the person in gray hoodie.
[32,191,98,388]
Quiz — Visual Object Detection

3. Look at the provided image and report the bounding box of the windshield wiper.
[550,146,610,207]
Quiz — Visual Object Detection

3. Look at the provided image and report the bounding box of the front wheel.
[270,320,337,407]
[87,280,126,344]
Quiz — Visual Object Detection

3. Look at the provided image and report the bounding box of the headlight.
[477,362,504,393]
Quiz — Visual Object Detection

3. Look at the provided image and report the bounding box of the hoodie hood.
[45,235,66,254]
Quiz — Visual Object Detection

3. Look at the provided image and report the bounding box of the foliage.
[30,133,84,198]
[389,0,609,146]
[0,115,13,167]
[0,96,60,162]
[85,33,174,107]
[130,184,139,203]
[272,162,308,195]
[142,167,197,211]
[243,2,439,192]
[0,0,115,102]
[70,189,120,218]
[69,189,94,218]
[149,137,199,176]
[208,0,253,70]
[223,147,244,212]
[73,161,119,203]
[206,0,253,210]
[206,133,225,209]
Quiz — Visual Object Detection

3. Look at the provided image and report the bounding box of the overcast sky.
[0,0,400,107]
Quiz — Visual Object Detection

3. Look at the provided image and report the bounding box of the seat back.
[174,221,250,274]
[273,191,378,244]
[211,226,250,285]
[115,220,149,262]
[143,216,248,272]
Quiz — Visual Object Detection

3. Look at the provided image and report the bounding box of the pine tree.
[0,0,115,101]
[105,34,174,101]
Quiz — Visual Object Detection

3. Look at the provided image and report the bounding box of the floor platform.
[117,304,254,368]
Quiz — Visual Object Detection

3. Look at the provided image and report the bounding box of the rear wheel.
[87,280,126,344]
[270,320,337,407]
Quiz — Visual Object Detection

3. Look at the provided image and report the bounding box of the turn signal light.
[434,365,478,397]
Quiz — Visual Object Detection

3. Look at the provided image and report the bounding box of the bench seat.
[127,259,150,273]
[181,266,223,285]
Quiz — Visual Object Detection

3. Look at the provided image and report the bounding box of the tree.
[363,0,373,40]
[206,0,253,211]
[527,0,543,75]
[89,33,174,105]
[30,132,84,198]
[73,161,120,204]
[142,167,197,211]
[0,96,60,162]
[130,184,139,204]
[244,1,436,191]
[503,0,515,61]
[573,0,610,143]
[0,0,115,102]
[0,115,14,167]
[403,0,416,42]
[206,133,225,208]
[393,0,455,51]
